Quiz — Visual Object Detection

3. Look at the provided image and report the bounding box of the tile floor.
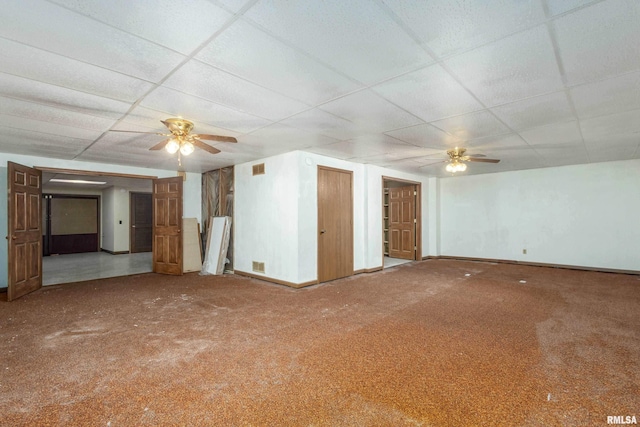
[42,252,153,286]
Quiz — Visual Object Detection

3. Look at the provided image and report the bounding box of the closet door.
[152,177,183,275]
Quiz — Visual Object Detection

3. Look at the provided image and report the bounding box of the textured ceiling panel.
[49,0,231,54]
[554,0,640,85]
[382,0,546,58]
[0,38,154,103]
[0,96,116,132]
[0,126,90,157]
[570,71,640,119]
[0,73,131,119]
[244,0,433,84]
[491,91,575,131]
[196,20,362,105]
[0,0,185,82]
[446,25,564,107]
[140,86,270,134]
[0,0,637,176]
[164,60,309,120]
[431,110,511,141]
[384,123,463,150]
[318,90,423,133]
[280,108,361,141]
[519,121,585,147]
[372,64,483,123]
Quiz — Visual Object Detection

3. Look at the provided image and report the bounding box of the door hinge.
[414,191,417,196]
[414,246,417,250]
[414,218,416,223]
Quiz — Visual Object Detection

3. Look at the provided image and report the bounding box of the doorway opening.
[38,167,156,285]
[382,177,421,269]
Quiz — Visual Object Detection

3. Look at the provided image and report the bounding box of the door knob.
[320,229,326,234]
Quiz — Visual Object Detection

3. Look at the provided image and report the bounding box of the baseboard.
[425,255,640,276]
[234,270,318,289]
[101,249,130,255]
[364,266,383,273]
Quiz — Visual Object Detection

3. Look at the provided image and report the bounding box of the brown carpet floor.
[1,259,638,426]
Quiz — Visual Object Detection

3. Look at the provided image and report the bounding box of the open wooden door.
[388,185,416,260]
[7,162,42,301]
[152,177,182,275]
[318,166,353,283]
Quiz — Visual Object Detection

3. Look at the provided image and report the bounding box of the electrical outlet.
[522,249,527,255]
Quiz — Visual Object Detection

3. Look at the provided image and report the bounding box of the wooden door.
[7,162,42,301]
[152,177,182,275]
[318,166,353,283]
[130,192,152,253]
[388,185,416,260]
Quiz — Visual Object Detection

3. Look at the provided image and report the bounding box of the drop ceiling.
[0,0,638,177]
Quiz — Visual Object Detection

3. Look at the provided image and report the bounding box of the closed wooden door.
[388,185,415,260]
[130,192,152,253]
[318,166,353,283]
[152,177,182,275]
[7,162,42,301]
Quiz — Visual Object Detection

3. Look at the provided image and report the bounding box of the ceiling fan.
[422,147,500,173]
[111,117,237,157]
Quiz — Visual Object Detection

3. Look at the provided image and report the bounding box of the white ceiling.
[1,0,639,177]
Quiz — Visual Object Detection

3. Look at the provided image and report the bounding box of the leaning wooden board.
[183,218,203,273]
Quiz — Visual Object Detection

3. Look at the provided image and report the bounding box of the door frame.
[317,165,354,283]
[382,176,421,262]
[129,191,153,253]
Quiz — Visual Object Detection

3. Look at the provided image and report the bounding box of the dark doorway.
[130,192,152,253]
[43,194,100,256]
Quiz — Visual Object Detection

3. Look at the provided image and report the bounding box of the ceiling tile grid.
[0,0,638,177]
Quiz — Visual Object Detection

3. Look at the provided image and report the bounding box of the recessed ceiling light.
[49,179,107,185]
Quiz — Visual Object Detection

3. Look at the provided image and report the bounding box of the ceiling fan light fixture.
[180,141,195,156]
[165,138,180,154]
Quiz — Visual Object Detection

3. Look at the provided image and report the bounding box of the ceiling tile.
[383,0,546,58]
[584,133,639,162]
[49,0,231,54]
[466,133,531,155]
[491,91,574,131]
[570,70,640,119]
[0,38,154,103]
[307,134,415,160]
[244,0,433,84]
[197,20,362,105]
[372,64,483,122]
[318,90,423,133]
[431,110,511,141]
[141,86,271,134]
[280,108,361,140]
[546,0,597,17]
[0,0,186,82]
[579,109,640,139]
[535,146,590,167]
[0,113,102,140]
[553,0,640,85]
[213,0,252,13]
[241,123,339,154]
[385,123,463,149]
[0,126,90,157]
[445,25,564,106]
[0,96,116,132]
[163,60,309,120]
[0,73,132,119]
[519,120,584,147]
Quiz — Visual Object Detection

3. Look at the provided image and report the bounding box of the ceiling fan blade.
[110,130,168,136]
[468,157,500,163]
[149,138,170,151]
[194,134,238,143]
[192,139,221,154]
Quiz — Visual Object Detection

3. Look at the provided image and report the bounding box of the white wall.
[101,186,130,252]
[234,150,431,285]
[102,187,116,252]
[439,159,640,271]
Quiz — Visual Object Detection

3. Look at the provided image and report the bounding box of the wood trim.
[234,270,318,288]
[353,268,365,275]
[425,256,640,276]
[382,177,421,262]
[35,167,157,180]
[364,266,383,273]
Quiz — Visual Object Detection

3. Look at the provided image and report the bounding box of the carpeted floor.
[1,259,638,426]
